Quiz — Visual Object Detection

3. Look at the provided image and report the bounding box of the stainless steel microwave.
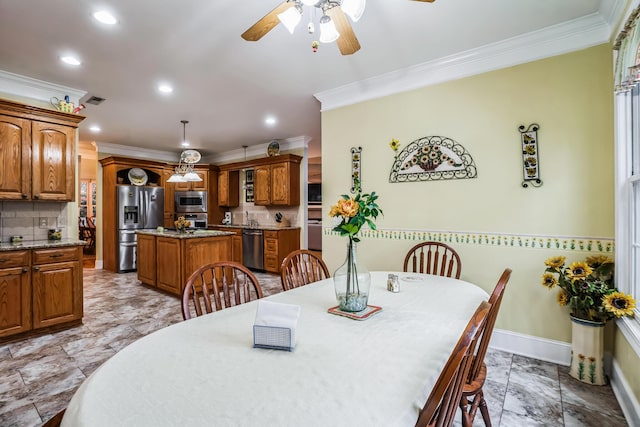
[175,191,207,213]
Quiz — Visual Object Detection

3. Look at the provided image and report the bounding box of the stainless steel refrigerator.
[117,185,164,272]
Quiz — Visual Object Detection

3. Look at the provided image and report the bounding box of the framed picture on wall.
[246,184,254,203]
[246,169,254,184]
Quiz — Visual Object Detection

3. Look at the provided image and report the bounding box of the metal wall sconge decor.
[388,136,477,183]
[518,123,542,188]
[351,147,362,193]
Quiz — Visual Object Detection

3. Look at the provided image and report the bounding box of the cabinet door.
[162,168,176,226]
[156,237,182,295]
[254,165,270,205]
[0,266,31,337]
[0,114,31,200]
[232,234,243,264]
[174,170,208,191]
[31,121,75,201]
[32,260,82,329]
[218,171,229,206]
[270,162,290,205]
[137,234,157,286]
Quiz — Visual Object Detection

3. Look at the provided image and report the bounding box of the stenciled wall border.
[323,227,614,253]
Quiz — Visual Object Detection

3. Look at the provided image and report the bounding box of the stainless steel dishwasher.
[242,229,264,271]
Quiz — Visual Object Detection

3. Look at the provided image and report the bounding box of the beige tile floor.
[0,268,629,427]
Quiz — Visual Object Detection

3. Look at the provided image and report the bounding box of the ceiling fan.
[241,0,436,56]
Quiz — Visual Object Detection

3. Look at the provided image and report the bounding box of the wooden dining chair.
[42,408,65,426]
[280,249,330,291]
[403,242,462,279]
[415,301,491,427]
[182,262,264,320]
[459,268,512,427]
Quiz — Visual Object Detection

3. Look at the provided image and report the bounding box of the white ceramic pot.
[568,315,606,385]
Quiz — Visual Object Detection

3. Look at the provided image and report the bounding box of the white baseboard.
[611,359,640,427]
[490,328,572,366]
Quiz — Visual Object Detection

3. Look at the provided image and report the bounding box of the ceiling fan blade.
[411,0,436,2]
[241,1,294,41]
[326,7,360,55]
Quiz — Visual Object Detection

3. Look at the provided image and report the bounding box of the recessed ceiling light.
[93,10,117,25]
[60,56,81,66]
[89,125,101,133]
[158,84,173,94]
[265,116,277,126]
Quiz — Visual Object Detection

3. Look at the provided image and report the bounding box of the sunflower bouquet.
[542,255,636,322]
[174,216,191,233]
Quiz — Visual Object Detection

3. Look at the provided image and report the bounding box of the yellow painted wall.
[321,44,614,342]
[615,328,640,400]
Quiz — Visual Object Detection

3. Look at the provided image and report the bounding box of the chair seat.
[462,362,486,396]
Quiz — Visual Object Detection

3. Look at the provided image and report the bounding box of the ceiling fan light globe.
[277,7,302,34]
[341,0,366,22]
[319,15,340,43]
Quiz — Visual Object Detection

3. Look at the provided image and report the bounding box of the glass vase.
[333,238,371,312]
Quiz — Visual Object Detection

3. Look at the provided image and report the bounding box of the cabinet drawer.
[33,247,80,264]
[264,238,278,253]
[0,251,29,268]
[263,230,278,239]
[264,255,279,272]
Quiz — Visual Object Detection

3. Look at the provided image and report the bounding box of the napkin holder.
[253,300,300,352]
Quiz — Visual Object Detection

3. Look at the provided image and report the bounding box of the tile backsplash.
[0,201,68,242]
[227,204,299,228]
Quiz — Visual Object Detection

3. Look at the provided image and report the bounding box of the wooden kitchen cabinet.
[218,170,239,207]
[137,233,157,286]
[162,167,176,228]
[263,228,301,273]
[253,160,300,206]
[156,237,182,295]
[173,166,209,191]
[209,227,243,263]
[31,246,83,329]
[0,251,31,338]
[0,99,84,201]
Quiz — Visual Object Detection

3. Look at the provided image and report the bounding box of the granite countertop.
[208,224,301,231]
[136,229,234,239]
[0,239,86,251]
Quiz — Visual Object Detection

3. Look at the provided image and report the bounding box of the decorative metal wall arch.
[389,136,477,183]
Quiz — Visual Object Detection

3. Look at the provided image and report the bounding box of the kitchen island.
[136,229,234,296]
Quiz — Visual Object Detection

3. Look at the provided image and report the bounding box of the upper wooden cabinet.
[221,155,301,207]
[0,99,84,201]
[254,160,300,206]
[172,166,208,191]
[218,170,239,207]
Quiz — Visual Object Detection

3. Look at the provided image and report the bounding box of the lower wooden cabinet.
[0,245,83,340]
[0,251,31,338]
[263,228,300,273]
[137,233,233,296]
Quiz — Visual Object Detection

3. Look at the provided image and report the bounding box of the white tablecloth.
[62,272,488,427]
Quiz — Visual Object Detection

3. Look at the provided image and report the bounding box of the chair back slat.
[404,242,462,279]
[182,262,263,320]
[280,250,330,291]
[467,268,511,383]
[415,301,491,427]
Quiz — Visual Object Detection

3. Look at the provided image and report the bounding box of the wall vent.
[85,95,106,105]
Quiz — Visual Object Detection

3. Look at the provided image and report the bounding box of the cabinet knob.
[33,194,40,199]
[22,267,28,273]
[22,194,28,199]
[33,266,40,272]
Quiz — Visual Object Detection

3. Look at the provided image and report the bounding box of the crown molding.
[0,69,86,105]
[96,142,179,163]
[206,135,310,164]
[315,12,613,111]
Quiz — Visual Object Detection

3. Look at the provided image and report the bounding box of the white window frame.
[615,87,640,355]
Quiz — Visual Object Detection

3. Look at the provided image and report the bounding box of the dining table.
[61,271,488,427]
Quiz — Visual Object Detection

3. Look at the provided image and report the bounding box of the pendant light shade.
[278,5,302,34]
[168,120,202,183]
[341,0,366,22]
[319,15,339,43]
